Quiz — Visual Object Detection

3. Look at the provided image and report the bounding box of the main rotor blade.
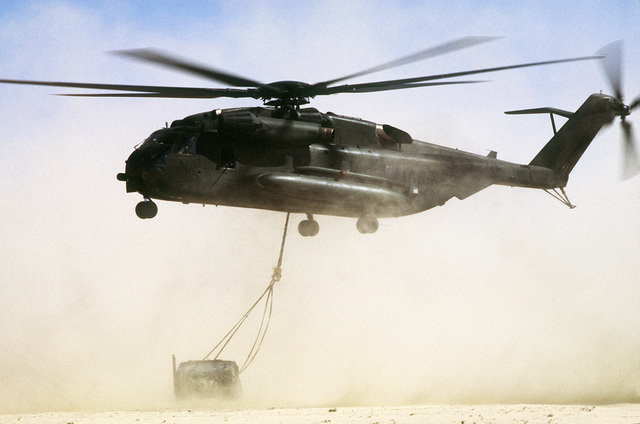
[112,48,274,90]
[0,78,257,98]
[629,95,640,111]
[58,89,255,98]
[316,36,500,88]
[596,40,623,100]
[322,80,484,94]
[622,120,640,180]
[314,55,602,96]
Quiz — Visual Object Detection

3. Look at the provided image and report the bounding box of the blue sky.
[0,0,639,412]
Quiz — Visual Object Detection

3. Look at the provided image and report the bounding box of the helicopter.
[1,37,637,236]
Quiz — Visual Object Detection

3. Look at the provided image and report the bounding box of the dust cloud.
[1,188,639,413]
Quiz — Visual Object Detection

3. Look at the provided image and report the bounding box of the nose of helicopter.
[118,148,145,193]
[119,147,167,193]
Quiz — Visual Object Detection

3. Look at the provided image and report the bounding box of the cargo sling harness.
[202,212,290,374]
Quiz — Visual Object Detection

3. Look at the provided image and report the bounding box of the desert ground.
[1,404,640,424]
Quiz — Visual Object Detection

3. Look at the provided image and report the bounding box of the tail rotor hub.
[619,103,630,121]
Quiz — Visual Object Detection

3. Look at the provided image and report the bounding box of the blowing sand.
[2,404,640,424]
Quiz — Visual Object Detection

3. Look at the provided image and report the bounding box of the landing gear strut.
[298,214,319,237]
[356,215,378,234]
[136,199,158,219]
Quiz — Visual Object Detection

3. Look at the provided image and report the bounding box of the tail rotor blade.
[622,120,640,180]
[596,40,623,100]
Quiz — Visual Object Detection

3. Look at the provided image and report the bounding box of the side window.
[284,155,294,171]
[220,148,235,169]
[178,135,197,155]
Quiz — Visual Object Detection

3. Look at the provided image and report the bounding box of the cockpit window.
[141,130,166,146]
[178,135,197,155]
[142,130,199,152]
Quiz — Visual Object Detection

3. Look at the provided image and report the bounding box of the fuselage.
[122,105,567,219]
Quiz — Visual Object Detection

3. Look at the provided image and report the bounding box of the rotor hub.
[260,81,313,107]
[606,95,631,120]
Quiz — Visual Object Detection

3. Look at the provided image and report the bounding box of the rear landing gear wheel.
[135,199,158,219]
[298,214,319,237]
[356,215,378,234]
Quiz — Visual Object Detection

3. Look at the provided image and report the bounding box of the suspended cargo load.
[172,356,241,398]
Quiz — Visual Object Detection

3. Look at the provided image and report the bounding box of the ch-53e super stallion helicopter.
[1,38,637,236]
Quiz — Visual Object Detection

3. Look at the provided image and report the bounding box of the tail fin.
[507,93,618,179]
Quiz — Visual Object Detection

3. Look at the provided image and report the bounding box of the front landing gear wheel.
[135,199,158,219]
[356,215,378,234]
[298,215,319,237]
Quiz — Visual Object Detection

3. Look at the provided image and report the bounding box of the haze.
[0,0,639,413]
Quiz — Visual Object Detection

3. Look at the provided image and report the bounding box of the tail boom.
[499,93,624,189]
[529,93,621,177]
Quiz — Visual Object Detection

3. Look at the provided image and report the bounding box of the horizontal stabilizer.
[505,107,574,118]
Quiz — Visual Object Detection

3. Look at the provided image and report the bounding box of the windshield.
[140,129,198,151]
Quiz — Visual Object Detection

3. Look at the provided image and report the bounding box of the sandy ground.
[1,404,639,424]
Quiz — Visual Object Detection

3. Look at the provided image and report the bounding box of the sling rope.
[202,212,290,374]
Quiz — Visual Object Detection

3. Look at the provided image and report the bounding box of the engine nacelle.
[376,124,412,148]
[218,110,334,147]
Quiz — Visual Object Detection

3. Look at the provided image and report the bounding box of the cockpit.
[140,128,198,154]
